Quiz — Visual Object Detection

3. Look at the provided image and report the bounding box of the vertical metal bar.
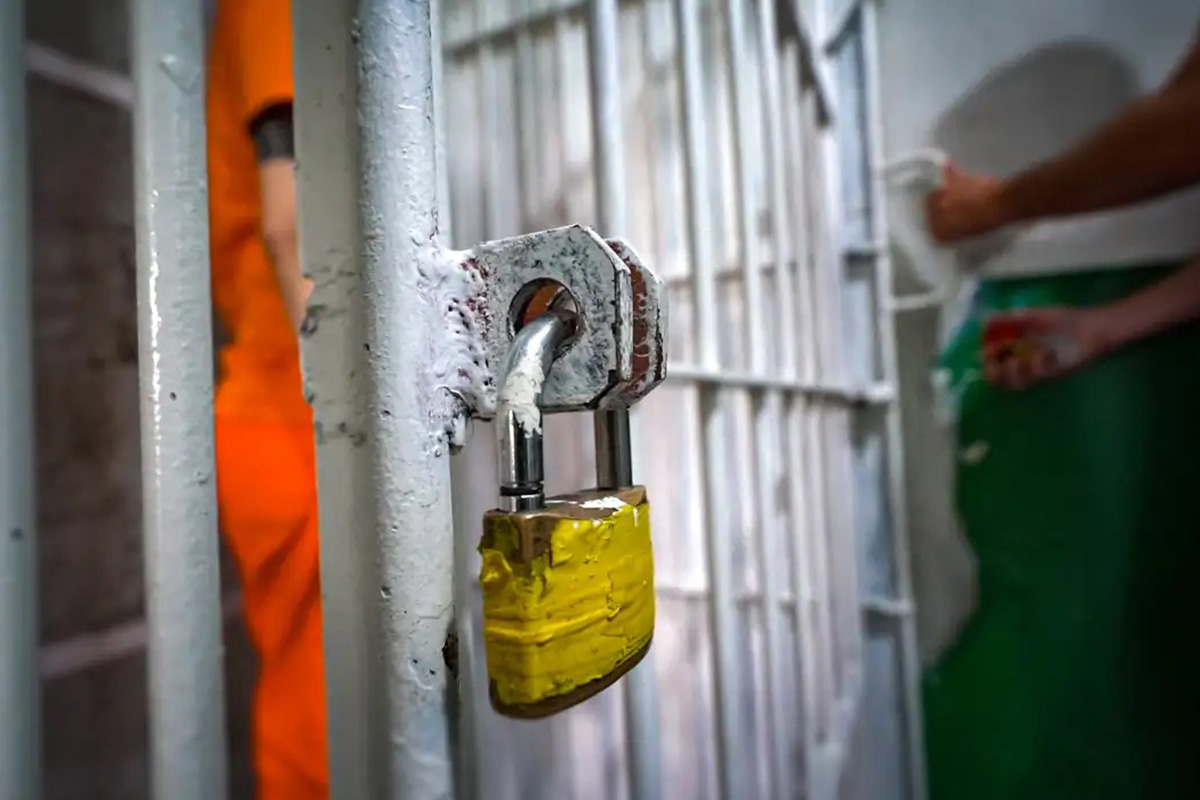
[757,1,810,795]
[292,1,386,797]
[757,0,798,379]
[359,1,458,795]
[0,1,40,796]
[299,0,457,796]
[588,3,664,799]
[130,0,228,795]
[799,80,837,762]
[430,6,482,799]
[724,0,790,795]
[676,1,749,797]
[780,40,821,799]
[860,3,928,797]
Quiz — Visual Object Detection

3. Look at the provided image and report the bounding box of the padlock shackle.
[496,309,575,511]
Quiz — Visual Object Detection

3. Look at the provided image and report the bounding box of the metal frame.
[1,0,40,796]
[587,3,666,799]
[295,1,458,797]
[818,0,927,797]
[440,0,878,797]
[0,0,924,797]
[130,0,229,796]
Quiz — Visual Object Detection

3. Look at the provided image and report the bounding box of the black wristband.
[250,103,295,162]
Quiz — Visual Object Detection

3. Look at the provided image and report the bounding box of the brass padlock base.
[479,486,656,719]
[488,634,653,720]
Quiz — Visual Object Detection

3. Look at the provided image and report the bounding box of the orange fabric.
[207,0,307,424]
[208,2,326,797]
[216,418,327,799]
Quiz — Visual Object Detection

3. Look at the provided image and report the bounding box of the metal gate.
[0,0,923,798]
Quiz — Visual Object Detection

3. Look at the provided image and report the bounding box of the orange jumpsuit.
[206,1,328,797]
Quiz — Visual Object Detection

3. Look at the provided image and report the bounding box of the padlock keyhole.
[510,278,581,357]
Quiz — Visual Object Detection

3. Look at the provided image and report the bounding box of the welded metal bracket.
[461,224,668,419]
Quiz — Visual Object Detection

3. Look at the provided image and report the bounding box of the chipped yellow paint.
[479,488,655,715]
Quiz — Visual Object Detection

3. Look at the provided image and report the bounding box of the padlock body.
[479,486,655,718]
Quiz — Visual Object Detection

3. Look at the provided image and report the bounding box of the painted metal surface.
[466,225,634,414]
[291,0,387,796]
[439,0,888,796]
[0,0,40,795]
[676,1,751,796]
[346,0,457,795]
[859,2,928,797]
[724,1,792,795]
[587,2,666,798]
[129,0,228,796]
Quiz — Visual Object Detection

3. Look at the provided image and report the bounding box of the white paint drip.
[582,496,628,511]
[417,242,492,447]
[497,355,546,435]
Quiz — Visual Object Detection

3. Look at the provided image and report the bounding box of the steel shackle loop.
[495,308,577,511]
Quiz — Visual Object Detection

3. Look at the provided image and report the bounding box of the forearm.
[263,231,309,331]
[1099,258,1200,350]
[997,88,1200,225]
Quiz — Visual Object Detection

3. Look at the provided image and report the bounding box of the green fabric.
[924,263,1200,800]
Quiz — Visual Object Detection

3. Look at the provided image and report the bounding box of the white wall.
[879,0,1200,280]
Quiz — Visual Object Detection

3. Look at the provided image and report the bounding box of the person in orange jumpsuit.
[206,1,327,797]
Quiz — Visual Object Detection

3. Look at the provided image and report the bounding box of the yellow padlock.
[480,486,655,718]
[479,307,656,718]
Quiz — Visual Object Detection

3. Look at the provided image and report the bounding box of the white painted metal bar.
[725,0,791,795]
[130,0,228,795]
[676,1,750,796]
[810,82,867,749]
[665,364,894,403]
[292,0,384,796]
[808,83,866,718]
[444,0,586,55]
[0,1,40,794]
[38,594,243,682]
[430,8,480,799]
[356,0,456,795]
[758,0,800,382]
[821,0,865,53]
[515,2,542,230]
[24,41,135,109]
[860,1,929,797]
[777,46,824,798]
[587,3,665,798]
[797,81,840,761]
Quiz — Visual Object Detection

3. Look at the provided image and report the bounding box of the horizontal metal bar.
[444,0,586,56]
[39,594,244,681]
[887,291,942,313]
[862,595,916,618]
[841,241,882,260]
[656,583,803,610]
[25,42,134,109]
[666,363,894,405]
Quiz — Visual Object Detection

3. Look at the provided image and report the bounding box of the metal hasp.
[0,0,40,796]
[131,0,229,797]
[464,224,665,416]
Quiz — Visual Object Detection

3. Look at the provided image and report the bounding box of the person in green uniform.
[929,27,1200,389]
[918,24,1200,800]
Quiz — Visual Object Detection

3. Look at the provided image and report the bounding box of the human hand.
[981,306,1115,390]
[926,161,1012,243]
